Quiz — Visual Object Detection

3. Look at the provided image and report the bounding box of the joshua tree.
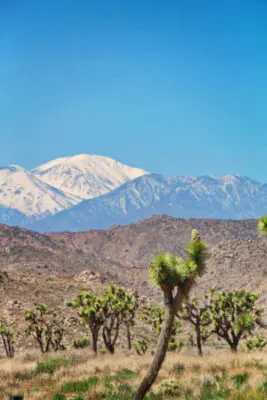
[178,287,215,356]
[119,288,138,350]
[25,304,65,353]
[68,292,104,354]
[102,284,124,354]
[69,285,137,354]
[207,289,264,352]
[0,317,15,358]
[134,229,209,400]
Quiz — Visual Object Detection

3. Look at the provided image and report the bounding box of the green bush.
[61,376,98,394]
[155,379,184,397]
[105,383,135,399]
[231,373,249,389]
[104,369,138,383]
[200,374,231,400]
[72,337,90,349]
[258,381,267,393]
[34,357,69,374]
[53,394,66,400]
[171,362,185,375]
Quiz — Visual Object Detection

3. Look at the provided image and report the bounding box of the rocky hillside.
[1,216,267,351]
[0,216,262,295]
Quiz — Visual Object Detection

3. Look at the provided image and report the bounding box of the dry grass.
[1,348,267,399]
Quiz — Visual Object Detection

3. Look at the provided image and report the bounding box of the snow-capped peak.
[0,165,80,217]
[33,154,148,200]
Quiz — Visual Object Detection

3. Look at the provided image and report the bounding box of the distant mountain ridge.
[31,173,267,232]
[0,154,148,226]
[0,154,266,232]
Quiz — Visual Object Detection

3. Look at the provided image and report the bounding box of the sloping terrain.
[1,216,267,352]
[0,216,262,295]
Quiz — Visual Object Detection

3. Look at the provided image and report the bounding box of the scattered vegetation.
[33,356,69,374]
[0,316,15,358]
[72,337,90,349]
[1,218,267,399]
[25,304,65,353]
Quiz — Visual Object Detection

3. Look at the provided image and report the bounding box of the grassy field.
[1,349,267,399]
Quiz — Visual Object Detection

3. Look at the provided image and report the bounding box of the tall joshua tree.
[134,229,209,400]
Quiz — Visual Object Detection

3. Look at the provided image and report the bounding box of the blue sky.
[1,0,267,181]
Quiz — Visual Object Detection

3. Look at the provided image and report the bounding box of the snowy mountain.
[1,154,267,232]
[0,155,148,226]
[0,165,80,220]
[30,173,267,232]
[33,154,148,200]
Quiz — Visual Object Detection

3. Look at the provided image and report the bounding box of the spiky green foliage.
[0,317,15,358]
[149,230,208,289]
[206,290,264,352]
[246,335,267,352]
[258,216,267,236]
[67,292,105,354]
[185,238,209,277]
[25,304,65,353]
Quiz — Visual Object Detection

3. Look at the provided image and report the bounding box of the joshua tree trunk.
[126,325,132,350]
[196,323,203,356]
[230,342,238,353]
[91,328,99,355]
[102,316,120,354]
[135,284,191,400]
[134,305,175,400]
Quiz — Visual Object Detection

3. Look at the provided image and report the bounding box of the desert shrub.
[155,379,184,397]
[191,363,201,373]
[258,381,267,393]
[208,363,227,375]
[61,376,98,394]
[34,357,69,374]
[171,362,185,375]
[245,359,264,370]
[200,374,231,400]
[105,383,135,399]
[53,394,66,400]
[228,390,266,400]
[72,337,90,349]
[135,338,148,355]
[168,338,184,352]
[231,373,249,389]
[104,369,138,383]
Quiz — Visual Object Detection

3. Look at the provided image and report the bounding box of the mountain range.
[0,154,267,232]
